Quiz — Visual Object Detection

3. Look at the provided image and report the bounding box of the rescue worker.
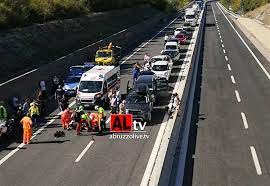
[20,115,32,144]
[61,108,71,129]
[81,112,90,132]
[28,102,39,126]
[119,100,126,114]
[75,106,85,135]
[95,105,106,135]
[0,101,7,121]
[89,112,99,131]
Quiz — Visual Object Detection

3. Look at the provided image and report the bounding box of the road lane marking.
[250,146,262,175]
[121,15,181,64]
[219,35,222,39]
[216,2,270,80]
[222,44,224,48]
[241,112,248,129]
[0,69,38,87]
[223,49,226,54]
[231,75,236,84]
[228,64,232,71]
[225,56,228,61]
[75,140,94,163]
[0,100,76,166]
[235,90,241,102]
[221,39,223,43]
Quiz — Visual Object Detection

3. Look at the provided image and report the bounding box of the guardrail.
[218,2,239,19]
[158,2,207,186]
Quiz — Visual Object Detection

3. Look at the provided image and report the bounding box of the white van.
[161,41,179,58]
[185,8,197,27]
[76,65,120,108]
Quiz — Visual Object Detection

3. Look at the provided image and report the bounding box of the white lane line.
[231,75,236,84]
[121,15,180,64]
[0,69,38,87]
[222,44,224,48]
[235,90,241,102]
[228,64,232,71]
[250,146,262,175]
[223,49,226,54]
[218,32,221,35]
[0,101,76,166]
[106,116,111,124]
[75,140,94,163]
[219,35,222,39]
[221,39,223,43]
[217,3,270,80]
[225,56,228,61]
[241,112,249,129]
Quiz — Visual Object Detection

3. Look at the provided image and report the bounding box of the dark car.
[134,74,158,101]
[126,85,154,122]
[63,75,81,96]
[68,63,95,77]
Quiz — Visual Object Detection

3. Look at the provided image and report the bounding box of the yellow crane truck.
[95,43,121,66]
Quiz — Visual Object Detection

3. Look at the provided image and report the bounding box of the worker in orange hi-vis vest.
[20,116,33,144]
[61,108,71,129]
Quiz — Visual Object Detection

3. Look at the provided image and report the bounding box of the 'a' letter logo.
[110,114,133,132]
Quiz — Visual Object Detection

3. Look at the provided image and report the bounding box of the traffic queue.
[0,3,201,144]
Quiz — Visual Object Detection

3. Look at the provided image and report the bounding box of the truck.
[185,8,197,27]
[95,43,121,66]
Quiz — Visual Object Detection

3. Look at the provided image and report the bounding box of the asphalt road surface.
[192,2,270,186]
[0,12,193,186]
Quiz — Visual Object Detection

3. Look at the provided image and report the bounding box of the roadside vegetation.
[0,0,190,30]
[220,0,270,13]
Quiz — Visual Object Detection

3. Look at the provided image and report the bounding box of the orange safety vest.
[20,116,32,130]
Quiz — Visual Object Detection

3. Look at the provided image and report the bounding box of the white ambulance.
[76,65,120,108]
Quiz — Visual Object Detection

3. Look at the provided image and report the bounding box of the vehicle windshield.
[152,65,168,71]
[96,51,112,58]
[186,15,195,19]
[70,67,84,74]
[152,58,163,62]
[78,81,102,93]
[136,81,152,89]
[64,77,80,84]
[127,94,147,104]
[166,45,177,50]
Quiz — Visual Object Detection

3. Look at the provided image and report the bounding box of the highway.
[192,1,270,186]
[0,10,194,186]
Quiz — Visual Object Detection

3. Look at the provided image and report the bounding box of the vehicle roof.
[165,41,178,45]
[153,60,169,65]
[175,27,183,30]
[81,65,116,81]
[70,65,84,68]
[137,75,154,82]
[152,55,168,59]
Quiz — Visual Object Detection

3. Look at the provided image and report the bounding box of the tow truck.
[95,43,121,66]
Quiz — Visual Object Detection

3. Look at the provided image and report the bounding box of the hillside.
[220,0,270,13]
[245,3,270,26]
[0,0,190,30]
